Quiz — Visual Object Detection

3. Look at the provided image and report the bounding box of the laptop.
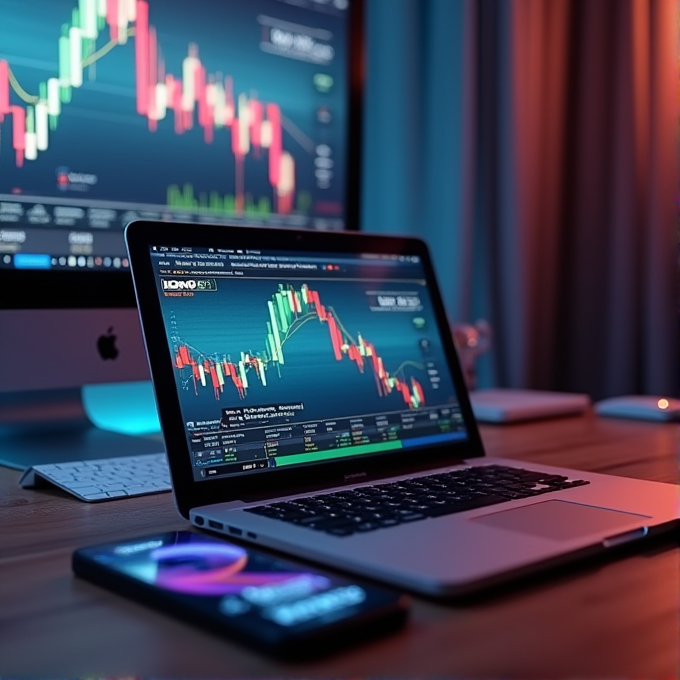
[125,220,680,599]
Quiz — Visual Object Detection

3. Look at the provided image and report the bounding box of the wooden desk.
[1,411,679,677]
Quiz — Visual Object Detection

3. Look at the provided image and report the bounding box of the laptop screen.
[148,244,469,482]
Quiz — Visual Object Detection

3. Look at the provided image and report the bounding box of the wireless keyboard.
[19,452,172,502]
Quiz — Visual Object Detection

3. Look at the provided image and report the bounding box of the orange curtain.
[478,0,678,398]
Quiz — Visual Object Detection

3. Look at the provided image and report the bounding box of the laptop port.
[208,520,223,530]
[247,531,257,539]
[194,515,204,526]
[228,526,243,536]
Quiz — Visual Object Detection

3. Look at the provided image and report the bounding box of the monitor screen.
[0,0,361,271]
[0,0,363,468]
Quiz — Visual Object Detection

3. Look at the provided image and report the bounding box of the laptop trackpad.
[471,500,650,541]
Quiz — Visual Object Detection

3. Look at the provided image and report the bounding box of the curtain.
[361,0,678,399]
[361,0,476,318]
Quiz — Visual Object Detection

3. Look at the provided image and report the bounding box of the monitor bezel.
[0,0,364,314]
[125,220,486,519]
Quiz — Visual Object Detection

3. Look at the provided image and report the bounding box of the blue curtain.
[361,0,498,388]
[361,0,476,322]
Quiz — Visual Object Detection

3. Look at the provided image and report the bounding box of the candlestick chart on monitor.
[0,0,347,224]
[160,278,447,428]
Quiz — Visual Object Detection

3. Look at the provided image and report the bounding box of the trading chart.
[0,0,347,225]
[149,248,468,480]
[164,277,436,426]
[173,282,426,409]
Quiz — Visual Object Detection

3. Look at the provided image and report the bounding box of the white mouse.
[594,395,680,421]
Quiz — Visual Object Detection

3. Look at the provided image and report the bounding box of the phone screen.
[73,530,408,657]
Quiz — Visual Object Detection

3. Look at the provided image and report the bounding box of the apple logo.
[97,327,119,360]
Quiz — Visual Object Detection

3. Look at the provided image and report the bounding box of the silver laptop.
[125,220,680,599]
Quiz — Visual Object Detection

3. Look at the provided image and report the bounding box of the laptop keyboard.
[244,464,590,536]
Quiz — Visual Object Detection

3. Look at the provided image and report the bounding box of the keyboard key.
[68,485,105,496]
[397,512,426,522]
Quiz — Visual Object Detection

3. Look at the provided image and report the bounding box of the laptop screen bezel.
[125,220,486,518]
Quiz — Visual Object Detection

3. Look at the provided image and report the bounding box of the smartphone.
[72,530,409,659]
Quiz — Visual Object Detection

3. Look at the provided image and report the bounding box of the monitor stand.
[0,385,164,470]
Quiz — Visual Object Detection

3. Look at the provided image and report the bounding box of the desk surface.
[1,410,679,677]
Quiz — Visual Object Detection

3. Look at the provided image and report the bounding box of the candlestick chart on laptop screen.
[149,246,469,483]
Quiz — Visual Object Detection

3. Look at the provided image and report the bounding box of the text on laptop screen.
[149,245,469,482]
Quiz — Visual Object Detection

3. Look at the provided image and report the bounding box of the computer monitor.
[0,0,364,469]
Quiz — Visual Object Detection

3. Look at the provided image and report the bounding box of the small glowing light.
[657,398,669,410]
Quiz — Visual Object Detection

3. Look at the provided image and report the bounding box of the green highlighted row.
[274,440,404,467]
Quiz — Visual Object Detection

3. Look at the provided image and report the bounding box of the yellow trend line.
[282,313,317,345]
[82,27,135,67]
[393,359,426,375]
[8,26,136,104]
[327,305,357,347]
[8,68,37,104]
